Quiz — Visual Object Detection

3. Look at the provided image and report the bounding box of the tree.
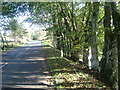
[0,16,11,50]
[2,2,119,89]
[89,2,99,70]
[100,2,119,89]
[8,18,28,43]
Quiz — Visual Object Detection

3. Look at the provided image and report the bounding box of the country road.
[1,41,53,90]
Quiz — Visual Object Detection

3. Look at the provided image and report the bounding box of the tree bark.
[90,2,99,70]
[83,2,91,67]
[100,2,119,89]
[110,2,119,89]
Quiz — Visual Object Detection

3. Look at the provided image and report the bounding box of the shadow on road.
[2,44,54,89]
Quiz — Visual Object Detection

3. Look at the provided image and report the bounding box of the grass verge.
[41,41,110,89]
[1,43,27,52]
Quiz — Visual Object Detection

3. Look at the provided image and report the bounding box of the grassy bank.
[1,42,27,52]
[41,41,110,89]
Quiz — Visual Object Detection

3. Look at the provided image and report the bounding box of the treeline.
[27,2,119,89]
[2,2,119,89]
[0,16,28,50]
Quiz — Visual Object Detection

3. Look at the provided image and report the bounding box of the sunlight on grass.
[42,42,109,89]
[47,57,61,60]
[47,56,108,88]
[1,42,27,52]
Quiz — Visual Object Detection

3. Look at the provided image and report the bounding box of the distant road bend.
[1,41,53,90]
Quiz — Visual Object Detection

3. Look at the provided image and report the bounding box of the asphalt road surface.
[1,41,53,90]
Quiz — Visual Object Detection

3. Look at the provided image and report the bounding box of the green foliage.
[31,30,41,40]
[2,2,119,89]
[2,2,27,17]
[5,18,28,43]
[0,41,27,51]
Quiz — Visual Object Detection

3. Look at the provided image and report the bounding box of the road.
[1,41,53,90]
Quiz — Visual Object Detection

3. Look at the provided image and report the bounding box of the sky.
[0,14,46,39]
[17,15,44,31]
[17,15,47,40]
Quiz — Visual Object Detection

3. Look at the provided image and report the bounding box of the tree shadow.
[2,45,55,89]
[43,46,110,89]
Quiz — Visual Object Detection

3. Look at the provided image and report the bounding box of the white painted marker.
[0,62,8,68]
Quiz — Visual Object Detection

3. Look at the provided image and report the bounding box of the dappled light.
[1,1,119,90]
[43,46,110,89]
[2,44,54,89]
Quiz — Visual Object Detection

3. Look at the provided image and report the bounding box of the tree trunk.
[100,2,112,73]
[100,2,119,89]
[83,2,91,67]
[90,2,99,70]
[0,33,5,50]
[110,2,119,89]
